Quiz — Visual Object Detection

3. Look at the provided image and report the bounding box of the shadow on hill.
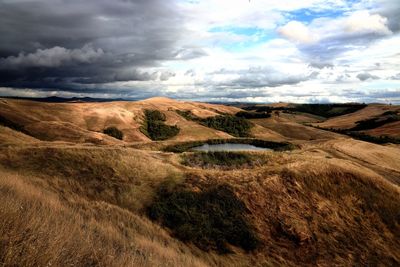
[148,182,261,253]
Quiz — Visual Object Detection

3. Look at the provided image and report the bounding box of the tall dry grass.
[0,172,210,267]
[0,146,262,267]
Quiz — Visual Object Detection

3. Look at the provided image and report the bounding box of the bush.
[182,151,257,169]
[141,110,180,140]
[103,127,124,140]
[148,183,261,253]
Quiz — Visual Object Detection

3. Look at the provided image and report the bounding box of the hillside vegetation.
[149,183,261,253]
[141,110,180,140]
[176,110,253,137]
[103,126,124,140]
[242,103,367,118]
[182,151,265,169]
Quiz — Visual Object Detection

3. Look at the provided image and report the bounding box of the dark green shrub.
[201,115,252,137]
[176,110,253,137]
[148,183,261,253]
[141,109,180,140]
[175,110,200,121]
[146,121,180,140]
[144,109,166,122]
[182,151,257,168]
[103,126,123,140]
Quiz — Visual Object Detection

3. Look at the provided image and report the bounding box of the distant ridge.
[0,96,137,103]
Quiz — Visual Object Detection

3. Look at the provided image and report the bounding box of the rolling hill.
[0,97,399,266]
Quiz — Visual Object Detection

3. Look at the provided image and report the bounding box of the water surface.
[192,143,272,152]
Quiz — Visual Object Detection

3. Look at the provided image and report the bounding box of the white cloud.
[278,21,318,44]
[344,11,392,35]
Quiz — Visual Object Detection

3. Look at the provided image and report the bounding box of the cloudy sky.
[0,0,399,103]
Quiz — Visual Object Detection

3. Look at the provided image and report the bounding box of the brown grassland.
[0,97,399,266]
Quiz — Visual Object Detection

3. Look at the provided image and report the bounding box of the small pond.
[192,143,272,152]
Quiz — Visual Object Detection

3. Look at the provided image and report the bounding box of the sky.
[0,0,399,103]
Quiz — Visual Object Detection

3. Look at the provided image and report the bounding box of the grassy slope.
[363,120,400,138]
[315,104,400,136]
[0,97,242,144]
[251,115,340,141]
[0,145,260,267]
[0,137,399,266]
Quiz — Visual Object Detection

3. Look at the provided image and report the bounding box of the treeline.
[293,104,367,118]
[141,110,180,140]
[345,132,400,144]
[242,103,368,118]
[176,110,253,137]
[350,112,399,131]
[312,125,400,144]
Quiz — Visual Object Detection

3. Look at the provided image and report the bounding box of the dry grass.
[0,171,213,267]
[0,142,399,266]
[0,145,263,267]
[315,104,400,130]
[182,153,400,266]
[0,97,241,144]
[1,99,399,266]
[251,117,339,141]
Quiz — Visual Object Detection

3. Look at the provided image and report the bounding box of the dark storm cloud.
[0,0,192,91]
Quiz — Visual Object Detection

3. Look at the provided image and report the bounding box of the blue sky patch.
[285,8,345,24]
[209,26,276,51]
